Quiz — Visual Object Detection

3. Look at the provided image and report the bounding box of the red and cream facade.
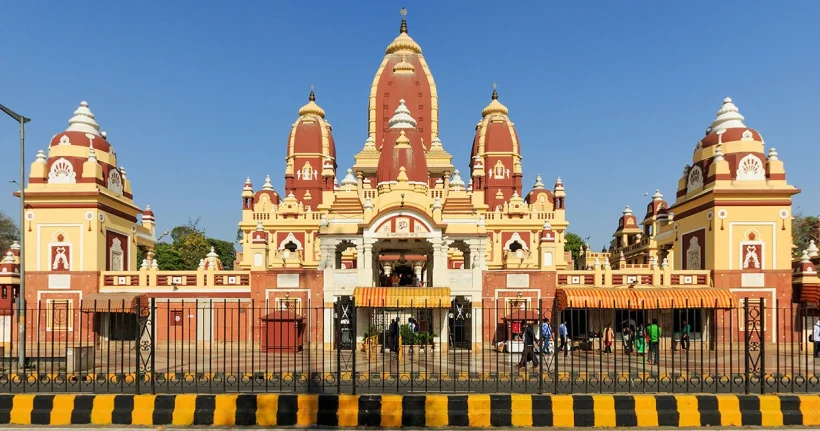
[4,11,814,350]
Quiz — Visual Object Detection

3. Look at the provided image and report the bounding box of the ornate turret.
[470,85,523,209]
[285,88,335,204]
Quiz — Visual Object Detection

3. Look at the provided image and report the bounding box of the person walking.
[518,321,538,367]
[635,324,646,355]
[603,323,615,353]
[389,319,399,354]
[541,317,553,355]
[680,319,691,352]
[813,319,820,358]
[622,326,633,355]
[558,320,569,357]
[647,318,662,365]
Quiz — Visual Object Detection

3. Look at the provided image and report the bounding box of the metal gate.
[449,296,472,349]
[744,298,765,394]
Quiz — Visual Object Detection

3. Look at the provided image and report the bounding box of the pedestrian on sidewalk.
[558,320,569,357]
[635,324,646,355]
[603,323,614,353]
[518,321,539,368]
[680,319,691,352]
[622,325,633,355]
[647,318,661,365]
[541,317,553,355]
[813,319,820,358]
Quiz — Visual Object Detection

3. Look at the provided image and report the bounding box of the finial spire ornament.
[482,84,508,117]
[400,7,408,33]
[309,85,315,101]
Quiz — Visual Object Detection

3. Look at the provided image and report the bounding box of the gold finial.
[491,83,498,100]
[309,85,315,101]
[400,7,408,33]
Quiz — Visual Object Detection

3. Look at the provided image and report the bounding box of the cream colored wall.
[717,206,791,271]
[26,206,144,272]
[659,200,792,272]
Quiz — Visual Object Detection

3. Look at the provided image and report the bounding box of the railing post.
[538,297,543,395]
[336,301,342,395]
[136,298,142,395]
[759,298,766,395]
[351,300,357,395]
[744,298,750,395]
[553,296,559,395]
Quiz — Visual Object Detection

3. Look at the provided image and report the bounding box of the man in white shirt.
[813,320,820,358]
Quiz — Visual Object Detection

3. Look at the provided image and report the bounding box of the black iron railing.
[0,297,817,394]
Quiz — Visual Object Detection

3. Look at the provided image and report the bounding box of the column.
[432,238,449,287]
[356,239,373,287]
[471,239,487,292]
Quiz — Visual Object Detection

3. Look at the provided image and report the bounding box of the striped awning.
[556,287,734,310]
[353,287,451,308]
[80,293,149,316]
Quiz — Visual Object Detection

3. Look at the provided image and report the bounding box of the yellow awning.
[557,287,735,310]
[353,287,451,308]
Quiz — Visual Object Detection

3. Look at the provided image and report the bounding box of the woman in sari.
[635,324,646,355]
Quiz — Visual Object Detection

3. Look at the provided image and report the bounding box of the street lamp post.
[0,103,31,369]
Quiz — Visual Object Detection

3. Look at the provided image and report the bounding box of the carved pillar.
[356,239,373,287]
[432,238,450,287]
[318,238,335,270]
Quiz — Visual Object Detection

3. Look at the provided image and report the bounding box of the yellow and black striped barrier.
[1,393,819,427]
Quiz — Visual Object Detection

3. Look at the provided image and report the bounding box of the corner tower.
[21,101,155,295]
[655,97,799,300]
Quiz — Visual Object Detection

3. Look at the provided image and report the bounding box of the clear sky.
[1,1,818,250]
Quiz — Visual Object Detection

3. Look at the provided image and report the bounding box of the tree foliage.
[148,218,236,270]
[793,212,818,256]
[564,232,587,270]
[0,210,20,253]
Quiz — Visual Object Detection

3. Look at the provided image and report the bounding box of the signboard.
[277,274,300,288]
[741,273,765,288]
[506,274,529,288]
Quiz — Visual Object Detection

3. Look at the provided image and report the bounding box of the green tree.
[793,212,818,256]
[154,242,184,270]
[564,232,587,270]
[170,218,210,270]
[0,210,20,253]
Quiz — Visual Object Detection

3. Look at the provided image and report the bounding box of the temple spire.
[400,7,408,33]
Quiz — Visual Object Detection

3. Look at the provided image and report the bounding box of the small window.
[283,242,298,252]
[170,310,183,327]
[509,242,524,253]
[1,286,6,299]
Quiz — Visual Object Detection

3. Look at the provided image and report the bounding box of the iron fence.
[0,297,817,394]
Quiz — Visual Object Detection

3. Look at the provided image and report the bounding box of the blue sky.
[1,1,818,249]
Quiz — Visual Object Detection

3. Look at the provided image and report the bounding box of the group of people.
[387,317,418,354]
[382,272,422,287]
[516,318,570,368]
[608,318,687,365]
[517,317,688,367]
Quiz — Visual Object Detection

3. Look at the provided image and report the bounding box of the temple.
[2,9,818,352]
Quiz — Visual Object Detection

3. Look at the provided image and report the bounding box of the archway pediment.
[366,210,440,239]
